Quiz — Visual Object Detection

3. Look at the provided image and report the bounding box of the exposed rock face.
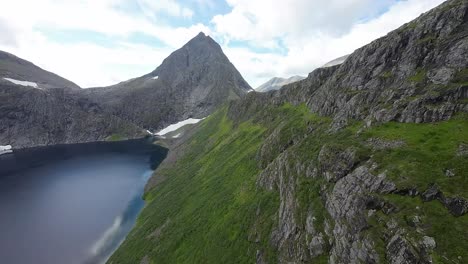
[0,49,146,148]
[0,50,80,90]
[224,0,468,263]
[0,83,144,148]
[256,76,306,93]
[84,32,252,131]
[265,0,468,128]
[325,166,396,263]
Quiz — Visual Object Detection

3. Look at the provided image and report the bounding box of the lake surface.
[0,139,167,264]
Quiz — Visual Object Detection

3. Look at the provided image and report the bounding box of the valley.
[0,0,467,263]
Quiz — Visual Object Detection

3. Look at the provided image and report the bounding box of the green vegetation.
[396,21,416,34]
[109,108,277,263]
[367,195,468,263]
[380,71,393,79]
[452,68,468,86]
[408,68,427,83]
[361,115,467,263]
[417,35,437,44]
[106,134,124,141]
[362,114,468,197]
[109,103,336,263]
[439,0,465,12]
[109,101,467,263]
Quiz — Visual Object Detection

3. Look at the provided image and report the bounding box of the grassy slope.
[109,103,467,263]
[108,108,278,263]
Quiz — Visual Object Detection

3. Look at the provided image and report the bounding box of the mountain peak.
[183,31,219,52]
[195,31,207,38]
[88,30,252,132]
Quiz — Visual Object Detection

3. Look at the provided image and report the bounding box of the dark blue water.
[0,140,167,264]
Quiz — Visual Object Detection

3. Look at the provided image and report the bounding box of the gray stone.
[309,233,326,257]
[421,236,436,250]
[444,197,468,216]
[445,169,455,177]
[421,185,440,202]
[386,234,420,264]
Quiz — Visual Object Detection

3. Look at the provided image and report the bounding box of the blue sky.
[0,0,446,88]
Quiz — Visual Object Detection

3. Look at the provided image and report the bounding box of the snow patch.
[3,78,39,88]
[152,76,159,80]
[0,145,13,155]
[172,133,182,138]
[146,130,154,135]
[156,118,205,136]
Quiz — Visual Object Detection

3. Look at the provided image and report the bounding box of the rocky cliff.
[109,1,468,263]
[0,51,145,149]
[84,32,252,131]
[0,84,145,148]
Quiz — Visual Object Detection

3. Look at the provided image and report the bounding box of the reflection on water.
[86,170,152,264]
[0,140,167,264]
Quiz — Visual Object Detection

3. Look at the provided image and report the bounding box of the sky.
[0,0,447,88]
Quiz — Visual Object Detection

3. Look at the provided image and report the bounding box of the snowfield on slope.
[0,145,13,155]
[156,118,205,136]
[3,78,39,88]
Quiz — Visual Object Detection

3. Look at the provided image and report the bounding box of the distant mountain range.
[255,76,305,92]
[0,33,252,149]
[255,55,351,93]
[321,54,349,68]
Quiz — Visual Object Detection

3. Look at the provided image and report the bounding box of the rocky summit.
[109,1,468,263]
[84,32,252,132]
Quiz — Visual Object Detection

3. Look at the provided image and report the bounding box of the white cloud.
[0,0,210,87]
[0,0,448,88]
[215,0,447,87]
[137,0,194,19]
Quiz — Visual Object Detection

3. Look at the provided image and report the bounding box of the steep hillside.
[0,84,145,148]
[85,32,252,131]
[0,50,80,90]
[256,76,305,92]
[109,1,468,263]
[0,51,144,149]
